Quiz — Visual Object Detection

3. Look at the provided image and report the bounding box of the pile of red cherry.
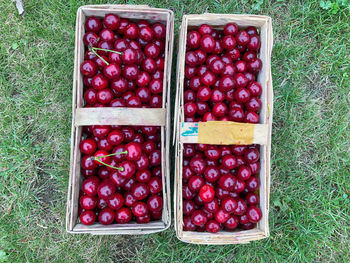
[80,14,166,108]
[182,23,263,232]
[79,125,163,225]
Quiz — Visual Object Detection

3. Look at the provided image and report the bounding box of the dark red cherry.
[219,75,235,92]
[142,57,157,74]
[80,210,96,225]
[246,176,260,192]
[204,166,220,182]
[235,60,247,73]
[233,198,247,216]
[184,102,197,116]
[199,24,213,35]
[185,66,197,79]
[81,176,100,196]
[183,184,195,200]
[245,111,259,123]
[212,102,228,117]
[82,169,96,178]
[147,195,163,212]
[156,57,164,70]
[123,65,139,81]
[213,40,223,54]
[139,26,154,41]
[227,47,240,61]
[117,161,136,179]
[190,157,206,174]
[97,179,115,200]
[247,58,262,73]
[195,49,207,64]
[125,142,142,161]
[125,23,139,39]
[183,200,196,216]
[103,13,120,30]
[222,35,236,50]
[131,183,149,200]
[206,54,220,66]
[93,125,110,139]
[183,216,196,231]
[127,96,142,107]
[135,87,151,102]
[214,209,230,223]
[97,138,113,152]
[236,31,250,46]
[247,34,261,51]
[80,195,97,210]
[204,198,219,213]
[220,146,232,156]
[136,213,151,224]
[107,193,124,210]
[243,50,257,62]
[132,201,148,217]
[135,154,149,170]
[187,30,201,49]
[197,86,212,102]
[224,23,238,35]
[85,16,102,33]
[203,112,217,121]
[107,130,124,146]
[91,74,108,90]
[188,175,205,192]
[209,59,225,74]
[114,39,129,52]
[211,89,225,103]
[247,206,262,223]
[97,88,113,105]
[245,72,255,83]
[234,73,249,88]
[152,23,166,39]
[149,79,163,94]
[144,43,160,59]
[215,187,230,199]
[152,70,163,80]
[124,192,136,207]
[224,215,239,230]
[246,26,258,35]
[222,64,236,76]
[232,145,247,155]
[218,174,237,191]
[222,155,237,169]
[191,210,207,226]
[185,51,199,66]
[81,155,98,170]
[247,81,262,96]
[239,214,250,225]
[246,193,260,206]
[104,63,121,80]
[97,41,114,56]
[115,207,132,224]
[205,220,221,233]
[189,76,201,91]
[196,101,209,115]
[221,197,238,214]
[234,179,246,193]
[99,28,114,42]
[184,90,196,102]
[80,138,97,155]
[122,48,137,65]
[199,184,215,202]
[149,177,162,194]
[204,146,221,161]
[83,32,98,46]
[246,97,262,112]
[110,171,126,187]
[237,166,252,181]
[183,144,196,158]
[200,34,215,53]
[249,162,260,175]
[201,71,216,86]
[80,60,97,77]
[149,150,161,166]
[235,88,251,103]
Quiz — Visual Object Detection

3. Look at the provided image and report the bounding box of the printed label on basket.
[180,121,268,145]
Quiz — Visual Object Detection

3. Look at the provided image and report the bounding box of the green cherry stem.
[90,150,128,171]
[90,48,110,66]
[92,47,123,55]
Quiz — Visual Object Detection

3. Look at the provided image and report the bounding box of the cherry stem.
[90,150,128,171]
[90,48,110,66]
[92,47,123,55]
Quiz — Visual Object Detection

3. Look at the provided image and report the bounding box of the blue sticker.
[181,123,198,137]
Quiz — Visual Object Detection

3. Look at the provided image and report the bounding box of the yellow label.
[198,121,255,145]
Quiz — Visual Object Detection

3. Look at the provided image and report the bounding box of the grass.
[0,0,349,262]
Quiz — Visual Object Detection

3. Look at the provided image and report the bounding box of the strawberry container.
[174,14,273,244]
[66,5,174,234]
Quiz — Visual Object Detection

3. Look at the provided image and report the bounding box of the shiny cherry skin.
[200,34,215,53]
[206,220,221,233]
[222,64,236,76]
[191,210,208,226]
[198,24,213,35]
[183,200,196,216]
[246,26,258,35]
[245,97,262,112]
[197,86,212,102]
[111,78,127,94]
[222,155,237,170]
[199,184,215,202]
[204,166,220,182]
[189,76,201,91]
[227,47,240,61]
[203,112,217,121]
[247,206,262,223]
[104,63,121,80]
[97,138,113,152]
[187,30,201,49]
[107,193,124,210]
[204,146,221,161]
[237,165,252,181]
[218,174,237,191]
[215,187,230,200]
[125,142,142,161]
[150,95,162,107]
[185,66,197,78]
[247,81,262,96]
[195,49,207,64]
[235,87,251,103]
[103,13,120,30]
[84,88,97,105]
[212,102,228,117]
[97,179,116,200]
[148,177,162,194]
[125,23,139,39]
[82,169,96,178]
[244,148,260,163]
[80,138,97,155]
[139,26,154,41]
[81,176,100,196]
[115,207,132,224]
[195,101,208,115]
[235,60,247,73]
[92,125,110,139]
[234,179,246,193]
[149,150,161,166]
[210,59,225,74]
[132,201,148,217]
[150,210,162,220]
[246,192,260,206]
[183,216,196,231]
[247,34,261,51]
[239,214,250,225]
[222,35,236,50]
[249,162,261,175]
[81,155,98,170]
[243,50,257,61]
[245,72,255,83]
[201,71,216,86]
[188,175,205,192]
[232,145,247,155]
[149,79,163,94]
[184,90,196,102]
[80,60,97,77]
[235,73,249,88]
[80,210,96,225]
[93,150,110,165]
[236,31,250,46]
[124,192,136,207]
[107,130,124,146]
[221,197,238,214]
[98,207,115,225]
[136,213,151,224]
[117,160,136,179]
[224,215,239,230]
[97,89,113,105]
[213,39,223,54]
[85,16,102,33]
[131,183,149,200]
[224,23,238,35]
[99,28,114,42]
[80,195,97,210]
[92,74,108,90]
[211,89,225,102]
[144,43,160,59]
[219,75,235,92]
[246,176,260,192]
[204,198,219,213]
[147,195,163,212]
[184,102,197,117]
[135,154,149,170]
[183,184,196,200]
[123,65,139,81]
[142,57,157,73]
[152,23,166,39]
[190,157,207,174]
[83,32,98,46]
[233,198,247,216]
[185,51,199,66]
[122,48,137,65]
[214,208,230,223]
[247,58,262,73]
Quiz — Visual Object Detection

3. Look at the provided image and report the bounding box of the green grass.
[0,0,349,262]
